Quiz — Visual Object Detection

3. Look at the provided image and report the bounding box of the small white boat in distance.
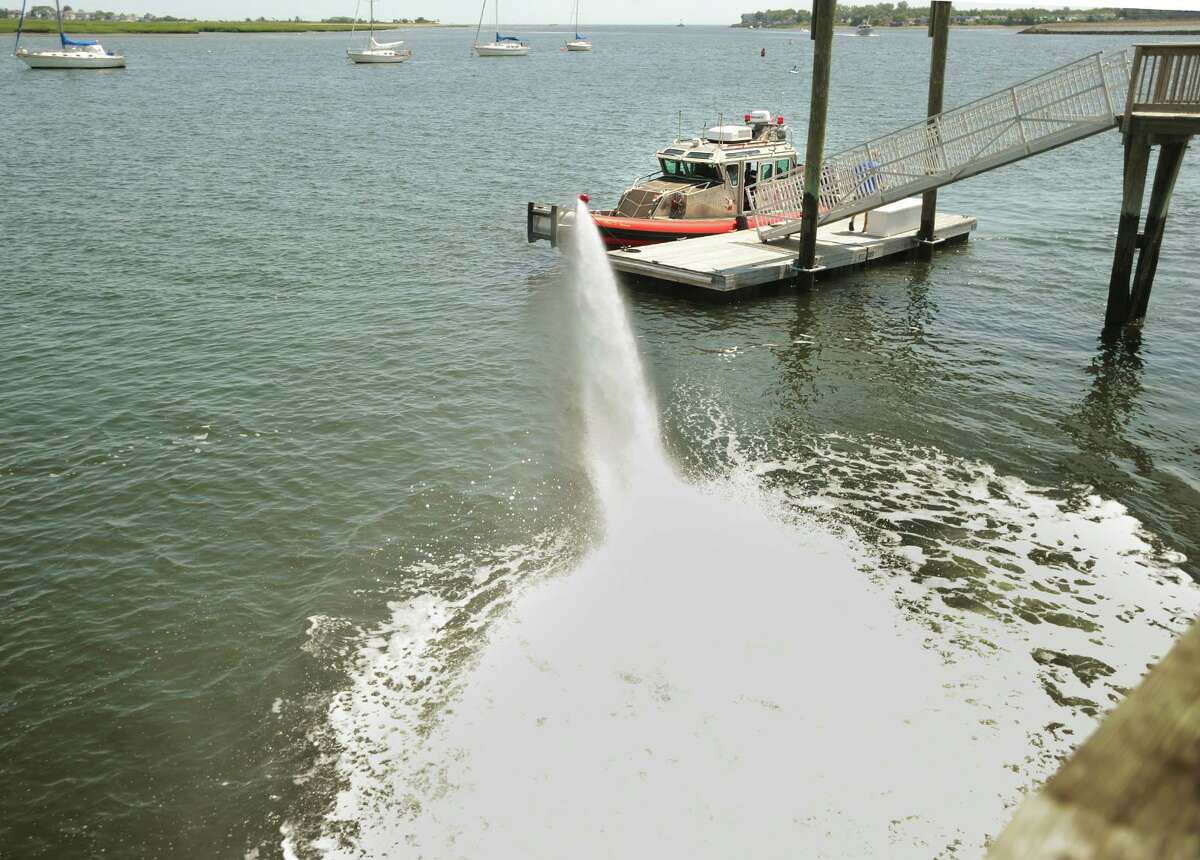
[16,41,125,68]
[347,0,412,63]
[472,0,529,56]
[348,36,412,63]
[856,20,873,35]
[474,35,530,56]
[565,0,591,50]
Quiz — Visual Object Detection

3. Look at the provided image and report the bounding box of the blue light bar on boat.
[61,34,99,46]
[496,33,522,41]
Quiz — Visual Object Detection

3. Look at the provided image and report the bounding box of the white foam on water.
[299,202,1199,858]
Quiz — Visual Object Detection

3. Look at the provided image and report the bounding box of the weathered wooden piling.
[1128,137,1188,320]
[1104,45,1200,336]
[796,0,835,288]
[918,1,952,259]
[1104,134,1151,329]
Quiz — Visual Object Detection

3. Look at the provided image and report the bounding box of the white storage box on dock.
[706,125,753,143]
[862,197,922,237]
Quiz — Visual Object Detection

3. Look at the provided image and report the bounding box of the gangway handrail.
[748,49,1133,242]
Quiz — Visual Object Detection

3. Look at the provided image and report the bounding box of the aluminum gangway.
[748,50,1133,243]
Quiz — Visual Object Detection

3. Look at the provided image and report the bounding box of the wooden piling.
[1128,137,1188,323]
[796,0,835,287]
[1103,133,1151,332]
[918,1,952,259]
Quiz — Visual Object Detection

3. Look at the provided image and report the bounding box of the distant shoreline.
[1020,19,1200,34]
[0,20,464,35]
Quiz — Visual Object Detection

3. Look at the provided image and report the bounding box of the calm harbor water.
[2,24,1199,858]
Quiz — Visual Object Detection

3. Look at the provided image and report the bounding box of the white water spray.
[564,198,671,519]
[305,200,1199,859]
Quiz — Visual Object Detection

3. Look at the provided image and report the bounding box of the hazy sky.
[58,0,1200,27]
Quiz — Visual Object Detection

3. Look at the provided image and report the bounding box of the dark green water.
[1,25,1198,858]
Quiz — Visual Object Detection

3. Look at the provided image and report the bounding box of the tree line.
[734,5,1185,27]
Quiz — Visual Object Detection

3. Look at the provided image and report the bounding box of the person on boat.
[742,164,758,212]
[760,47,766,57]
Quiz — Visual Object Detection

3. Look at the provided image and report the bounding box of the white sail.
[369,37,405,48]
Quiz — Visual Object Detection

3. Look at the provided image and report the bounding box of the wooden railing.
[1127,44,1200,115]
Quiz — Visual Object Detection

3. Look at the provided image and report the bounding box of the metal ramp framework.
[748,50,1133,242]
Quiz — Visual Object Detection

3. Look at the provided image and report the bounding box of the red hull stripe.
[591,213,739,236]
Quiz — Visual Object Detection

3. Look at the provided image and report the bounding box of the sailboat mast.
[13,0,29,53]
[54,0,64,46]
[495,0,499,33]
[369,0,374,36]
[472,0,486,50]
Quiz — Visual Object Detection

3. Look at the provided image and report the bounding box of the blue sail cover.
[575,32,586,39]
[496,32,522,41]
[61,34,99,46]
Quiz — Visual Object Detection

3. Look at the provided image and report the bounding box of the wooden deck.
[988,618,1200,859]
[606,212,976,294]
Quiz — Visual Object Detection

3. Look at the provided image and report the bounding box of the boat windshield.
[660,159,722,183]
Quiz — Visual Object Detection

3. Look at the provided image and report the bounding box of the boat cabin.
[613,111,797,221]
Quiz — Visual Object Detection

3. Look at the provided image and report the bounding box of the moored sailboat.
[13,0,125,69]
[347,0,412,63]
[565,0,591,50]
[473,0,530,56]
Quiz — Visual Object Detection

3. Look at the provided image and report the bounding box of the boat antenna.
[13,0,29,54]
[350,0,360,39]
[677,110,682,141]
[472,0,486,53]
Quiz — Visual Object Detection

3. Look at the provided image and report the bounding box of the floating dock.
[607,211,975,295]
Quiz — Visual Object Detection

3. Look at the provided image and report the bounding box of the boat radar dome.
[706,125,753,143]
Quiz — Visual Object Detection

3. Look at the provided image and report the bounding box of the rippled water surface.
[2,24,1198,859]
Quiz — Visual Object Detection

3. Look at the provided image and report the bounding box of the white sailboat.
[472,0,529,56]
[12,0,125,68]
[565,0,591,50]
[347,0,412,63]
